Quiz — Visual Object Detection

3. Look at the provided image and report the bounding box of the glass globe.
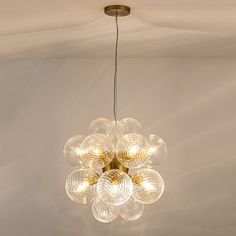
[117,118,142,138]
[80,134,114,169]
[97,169,133,206]
[92,197,119,223]
[110,120,122,140]
[116,134,151,169]
[148,135,167,166]
[63,135,85,166]
[132,168,164,204]
[119,196,144,221]
[65,169,98,204]
[89,118,113,137]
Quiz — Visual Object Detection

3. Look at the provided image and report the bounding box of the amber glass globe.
[132,168,164,204]
[65,169,98,204]
[97,169,133,206]
[92,197,119,223]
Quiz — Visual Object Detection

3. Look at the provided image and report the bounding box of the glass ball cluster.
[64,118,167,223]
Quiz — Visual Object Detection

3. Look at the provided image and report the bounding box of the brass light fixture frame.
[104,5,130,17]
[102,157,129,174]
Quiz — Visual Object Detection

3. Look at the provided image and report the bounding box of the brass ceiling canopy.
[104,5,130,17]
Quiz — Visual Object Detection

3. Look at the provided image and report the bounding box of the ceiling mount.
[104,5,130,17]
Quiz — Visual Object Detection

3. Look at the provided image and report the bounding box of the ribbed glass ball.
[119,196,144,221]
[116,134,151,169]
[92,197,119,223]
[132,168,164,204]
[110,120,122,140]
[63,135,85,166]
[148,135,167,166]
[118,118,142,138]
[80,134,114,169]
[97,169,133,206]
[89,118,113,137]
[65,169,98,204]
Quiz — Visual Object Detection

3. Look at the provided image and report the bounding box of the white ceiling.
[1,0,236,58]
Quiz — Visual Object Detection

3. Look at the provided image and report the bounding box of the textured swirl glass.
[89,118,113,137]
[116,134,151,169]
[110,120,122,140]
[132,168,164,204]
[80,134,114,169]
[97,169,133,206]
[118,118,142,138]
[65,169,98,204]
[92,197,119,223]
[148,135,167,166]
[119,196,144,221]
[63,135,85,166]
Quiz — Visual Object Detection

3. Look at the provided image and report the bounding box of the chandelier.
[63,5,167,223]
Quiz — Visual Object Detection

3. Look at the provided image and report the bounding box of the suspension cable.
[113,13,119,125]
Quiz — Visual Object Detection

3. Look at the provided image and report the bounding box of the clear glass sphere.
[97,169,133,206]
[110,120,122,140]
[80,134,114,169]
[119,196,144,221]
[65,169,98,204]
[132,168,164,204]
[118,118,142,138]
[92,197,119,223]
[63,135,85,166]
[89,118,113,137]
[116,134,151,169]
[148,135,167,166]
[143,159,153,169]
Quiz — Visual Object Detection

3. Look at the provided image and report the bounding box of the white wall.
[0,58,236,236]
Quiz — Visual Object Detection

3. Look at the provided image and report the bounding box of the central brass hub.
[102,157,129,173]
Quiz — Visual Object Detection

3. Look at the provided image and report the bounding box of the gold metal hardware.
[131,174,144,185]
[104,5,130,17]
[87,173,100,186]
[102,157,129,174]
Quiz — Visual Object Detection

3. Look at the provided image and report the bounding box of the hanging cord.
[113,13,119,125]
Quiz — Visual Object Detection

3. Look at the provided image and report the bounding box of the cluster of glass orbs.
[64,118,167,223]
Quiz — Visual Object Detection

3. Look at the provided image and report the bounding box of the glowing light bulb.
[94,148,102,156]
[129,145,139,156]
[110,184,119,194]
[148,146,157,154]
[75,181,89,193]
[142,182,156,191]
